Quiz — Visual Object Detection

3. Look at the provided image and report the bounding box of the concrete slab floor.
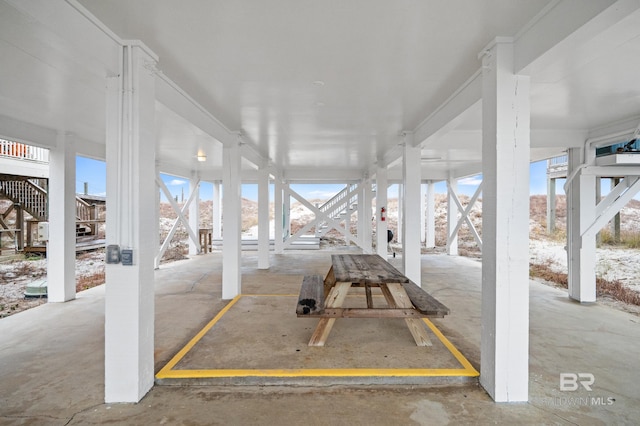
[0,250,639,425]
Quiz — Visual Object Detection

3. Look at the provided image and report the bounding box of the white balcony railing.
[0,139,49,163]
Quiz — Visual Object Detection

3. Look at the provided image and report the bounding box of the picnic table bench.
[296,254,450,346]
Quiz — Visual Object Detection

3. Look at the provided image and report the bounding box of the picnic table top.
[331,254,409,284]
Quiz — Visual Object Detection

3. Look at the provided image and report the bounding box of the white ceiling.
[2,1,640,182]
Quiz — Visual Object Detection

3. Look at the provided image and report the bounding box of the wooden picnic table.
[297,254,449,347]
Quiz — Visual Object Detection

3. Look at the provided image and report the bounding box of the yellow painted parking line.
[156,294,479,380]
[423,318,479,376]
[156,295,241,378]
[159,368,478,379]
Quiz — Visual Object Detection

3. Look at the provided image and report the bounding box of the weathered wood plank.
[308,281,351,346]
[323,266,336,298]
[365,284,373,308]
[387,283,433,347]
[300,308,424,318]
[331,254,408,284]
[296,275,325,315]
[402,280,450,317]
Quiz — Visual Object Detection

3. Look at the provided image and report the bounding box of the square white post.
[396,184,403,244]
[402,133,422,284]
[154,163,161,269]
[213,181,222,240]
[420,183,426,244]
[47,132,76,302]
[426,181,436,248]
[188,173,200,255]
[104,44,157,403]
[357,181,365,247]
[362,178,373,253]
[567,147,596,302]
[283,182,291,239]
[222,140,242,299]
[258,166,270,269]
[274,177,284,254]
[446,177,458,255]
[376,166,388,257]
[547,175,556,234]
[480,38,530,402]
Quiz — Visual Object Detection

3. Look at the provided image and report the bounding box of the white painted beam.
[362,178,373,253]
[104,44,157,403]
[480,40,530,403]
[188,173,200,256]
[413,71,482,147]
[222,140,242,299]
[402,134,422,284]
[155,175,201,264]
[584,176,640,240]
[425,182,436,248]
[446,178,458,256]
[513,0,624,74]
[213,181,222,240]
[567,148,597,302]
[258,167,270,269]
[47,132,76,303]
[376,166,389,258]
[274,176,284,254]
[447,183,483,252]
[420,184,426,244]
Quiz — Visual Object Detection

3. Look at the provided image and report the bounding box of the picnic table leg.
[323,266,336,298]
[385,283,433,347]
[308,281,351,346]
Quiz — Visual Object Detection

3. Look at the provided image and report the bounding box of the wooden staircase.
[0,177,99,251]
[0,178,48,221]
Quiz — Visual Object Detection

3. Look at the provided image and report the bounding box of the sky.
[76,156,561,202]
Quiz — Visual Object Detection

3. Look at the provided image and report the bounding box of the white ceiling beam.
[513,0,639,75]
[586,115,640,147]
[5,0,121,76]
[413,70,483,148]
[155,75,234,147]
[155,74,267,172]
[0,115,58,149]
[531,129,587,148]
[282,168,365,182]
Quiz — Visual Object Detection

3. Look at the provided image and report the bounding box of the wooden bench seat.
[296,275,325,315]
[402,280,450,318]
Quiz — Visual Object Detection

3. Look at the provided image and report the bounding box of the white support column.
[402,133,422,284]
[376,166,389,258]
[283,182,291,239]
[188,173,200,256]
[420,183,427,244]
[104,44,157,403]
[425,181,436,248]
[362,178,373,253]
[480,39,530,403]
[47,132,76,303]
[213,181,222,240]
[567,148,597,302]
[274,176,284,254]
[396,184,403,244]
[446,177,458,255]
[357,181,365,247]
[258,166,270,269]
[222,139,242,299]
[547,176,556,234]
[345,190,352,246]
[154,163,161,269]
